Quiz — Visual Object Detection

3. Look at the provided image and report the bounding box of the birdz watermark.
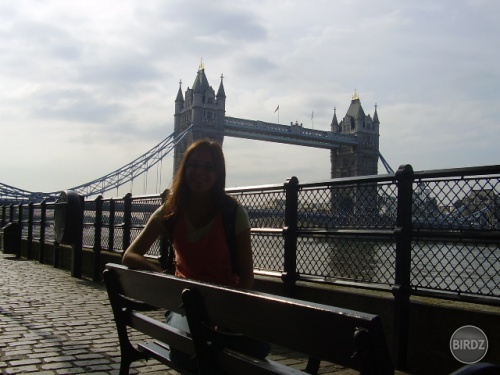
[450,325,488,364]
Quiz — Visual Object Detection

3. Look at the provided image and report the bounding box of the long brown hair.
[163,139,227,219]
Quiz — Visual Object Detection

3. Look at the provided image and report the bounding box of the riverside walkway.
[0,252,383,375]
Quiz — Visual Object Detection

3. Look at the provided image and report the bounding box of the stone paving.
[0,253,357,375]
[0,253,177,375]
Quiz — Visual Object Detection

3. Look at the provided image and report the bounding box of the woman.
[123,140,268,367]
[123,139,254,288]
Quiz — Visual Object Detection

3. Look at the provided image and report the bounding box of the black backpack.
[159,196,240,275]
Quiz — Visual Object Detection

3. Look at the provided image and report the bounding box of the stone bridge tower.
[330,93,380,178]
[173,64,226,173]
[329,93,380,219]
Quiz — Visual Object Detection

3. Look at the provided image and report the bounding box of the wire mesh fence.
[2,164,499,302]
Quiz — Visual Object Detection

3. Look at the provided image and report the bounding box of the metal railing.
[2,164,499,304]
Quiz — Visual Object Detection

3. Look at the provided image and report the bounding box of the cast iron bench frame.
[103,263,394,375]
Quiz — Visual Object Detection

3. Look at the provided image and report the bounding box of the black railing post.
[93,195,103,281]
[39,200,46,263]
[71,195,85,278]
[159,189,170,270]
[282,176,299,295]
[392,164,414,370]
[109,199,116,252]
[27,202,34,259]
[17,203,23,258]
[9,203,14,223]
[1,204,5,227]
[123,193,132,251]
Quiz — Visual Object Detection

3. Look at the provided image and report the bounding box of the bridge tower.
[329,94,380,221]
[173,63,226,173]
[330,93,380,178]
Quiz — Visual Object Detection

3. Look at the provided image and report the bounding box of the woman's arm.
[122,216,164,272]
[235,228,254,289]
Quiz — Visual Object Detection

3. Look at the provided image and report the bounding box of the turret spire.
[331,106,339,131]
[217,73,226,98]
[175,79,184,102]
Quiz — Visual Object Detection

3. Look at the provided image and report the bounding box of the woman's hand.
[122,216,164,273]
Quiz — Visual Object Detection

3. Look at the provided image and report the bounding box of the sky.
[1,0,499,197]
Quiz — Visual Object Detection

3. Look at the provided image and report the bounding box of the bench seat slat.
[138,341,195,375]
[128,312,195,355]
[217,349,308,375]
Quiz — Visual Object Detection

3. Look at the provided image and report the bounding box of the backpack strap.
[222,195,239,276]
[159,216,177,273]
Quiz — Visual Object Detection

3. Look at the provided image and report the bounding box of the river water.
[252,235,500,297]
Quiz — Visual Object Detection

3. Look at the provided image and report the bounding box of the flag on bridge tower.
[274,105,280,124]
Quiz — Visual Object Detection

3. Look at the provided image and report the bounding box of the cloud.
[0,0,499,195]
[29,87,123,123]
[153,0,267,42]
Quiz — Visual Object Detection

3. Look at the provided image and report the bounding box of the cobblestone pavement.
[0,254,177,375]
[0,253,363,375]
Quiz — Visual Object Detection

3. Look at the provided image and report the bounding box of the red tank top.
[173,214,239,286]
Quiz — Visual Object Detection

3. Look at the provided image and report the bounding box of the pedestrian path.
[0,253,178,374]
[0,253,387,374]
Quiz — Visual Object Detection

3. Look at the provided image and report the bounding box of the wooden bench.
[103,263,394,375]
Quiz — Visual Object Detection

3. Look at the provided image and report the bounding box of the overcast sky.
[1,0,499,196]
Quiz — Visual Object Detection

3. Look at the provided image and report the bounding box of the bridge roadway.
[0,252,411,375]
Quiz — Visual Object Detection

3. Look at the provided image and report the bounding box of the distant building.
[330,93,380,178]
[460,188,499,230]
[173,63,226,173]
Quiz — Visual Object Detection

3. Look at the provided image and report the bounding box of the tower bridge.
[1,65,390,203]
[173,65,382,179]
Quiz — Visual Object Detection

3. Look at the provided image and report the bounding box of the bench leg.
[103,270,150,374]
[119,356,132,375]
[116,326,149,375]
[305,357,320,374]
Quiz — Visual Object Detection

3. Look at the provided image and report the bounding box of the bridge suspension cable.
[69,125,192,197]
[378,151,394,174]
[0,125,190,203]
[0,182,54,203]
